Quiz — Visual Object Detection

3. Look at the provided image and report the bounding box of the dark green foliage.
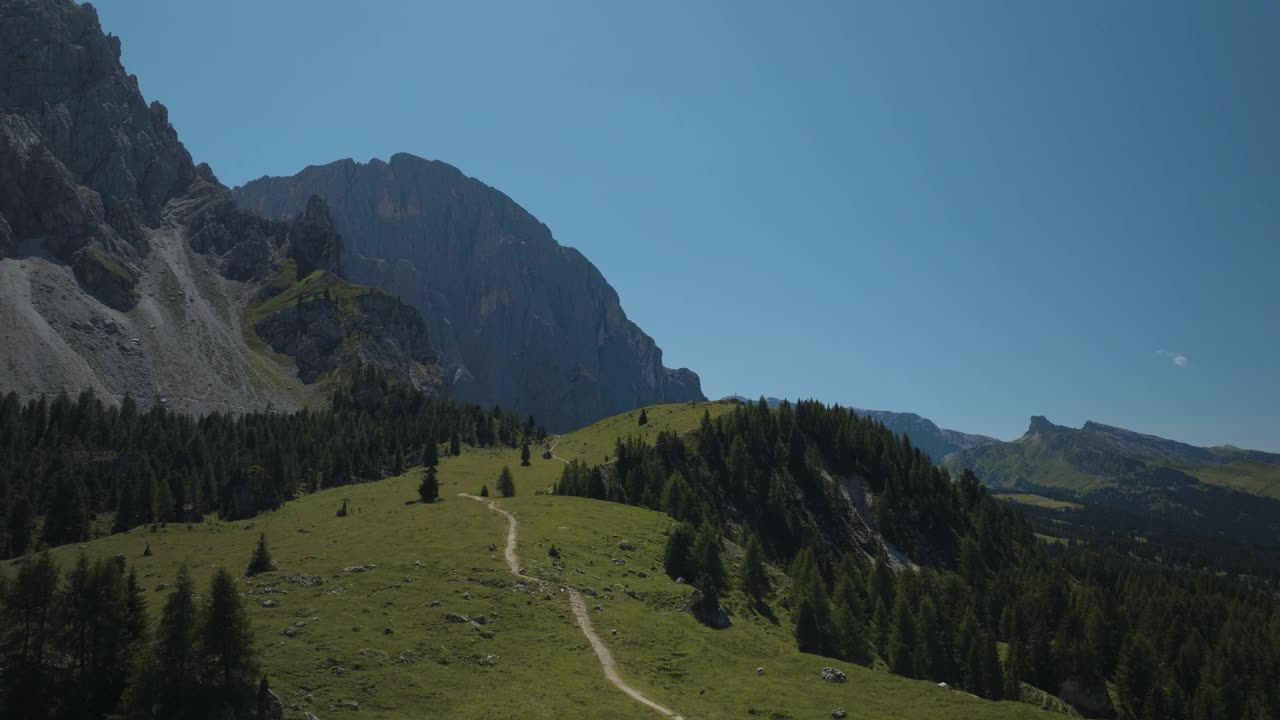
[638,408,648,426]
[520,442,531,467]
[122,565,265,720]
[497,466,516,498]
[479,485,489,498]
[548,545,561,559]
[663,522,697,582]
[422,441,439,468]
[548,399,1280,716]
[741,532,769,598]
[246,533,272,576]
[449,430,461,457]
[692,522,726,607]
[418,466,439,504]
[0,369,533,557]
[199,569,258,710]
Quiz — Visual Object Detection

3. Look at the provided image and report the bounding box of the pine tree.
[831,560,869,665]
[663,522,696,582]
[638,408,648,426]
[741,532,769,599]
[497,466,516,498]
[693,523,726,606]
[480,485,489,498]
[422,441,439,468]
[520,442,531,467]
[418,466,439,503]
[136,564,200,718]
[449,431,461,457]
[888,592,919,677]
[246,533,273,576]
[200,568,259,708]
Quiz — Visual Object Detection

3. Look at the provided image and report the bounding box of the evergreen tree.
[741,532,769,599]
[418,466,439,503]
[663,522,697,582]
[831,560,869,665]
[521,442,531,467]
[246,533,273,576]
[422,441,439,468]
[199,569,259,710]
[638,408,648,426]
[497,466,516,498]
[479,485,489,498]
[692,523,726,607]
[450,430,461,457]
[888,592,919,677]
[134,565,200,719]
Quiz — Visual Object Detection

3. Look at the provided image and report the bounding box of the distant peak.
[1027,416,1059,435]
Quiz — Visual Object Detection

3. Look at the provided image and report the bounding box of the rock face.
[0,0,444,411]
[0,0,197,308]
[233,154,704,431]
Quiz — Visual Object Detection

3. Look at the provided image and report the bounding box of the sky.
[94,0,1280,451]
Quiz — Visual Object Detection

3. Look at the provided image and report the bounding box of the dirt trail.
[459,493,682,719]
[547,436,570,465]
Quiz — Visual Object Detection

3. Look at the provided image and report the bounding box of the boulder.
[820,667,848,683]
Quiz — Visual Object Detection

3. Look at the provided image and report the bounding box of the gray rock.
[445,613,470,623]
[831,709,848,719]
[820,667,848,683]
[233,153,706,431]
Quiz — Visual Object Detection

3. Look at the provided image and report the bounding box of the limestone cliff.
[234,154,704,430]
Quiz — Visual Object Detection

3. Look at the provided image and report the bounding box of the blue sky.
[95,1,1280,450]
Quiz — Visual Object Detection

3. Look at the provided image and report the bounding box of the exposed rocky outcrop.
[0,0,198,307]
[0,0,445,409]
[234,153,704,430]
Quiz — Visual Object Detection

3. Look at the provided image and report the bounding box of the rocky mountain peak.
[0,0,197,308]
[289,195,344,278]
[234,154,705,431]
[1026,415,1059,436]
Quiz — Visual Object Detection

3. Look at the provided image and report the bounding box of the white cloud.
[1156,350,1188,367]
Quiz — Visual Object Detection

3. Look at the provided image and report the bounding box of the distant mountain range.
[945,416,1280,546]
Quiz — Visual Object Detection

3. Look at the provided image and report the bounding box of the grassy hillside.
[10,403,1054,719]
[994,493,1084,511]
[1180,461,1280,500]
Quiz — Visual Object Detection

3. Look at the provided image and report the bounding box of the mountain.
[233,155,704,431]
[0,0,442,413]
[855,409,1000,462]
[945,416,1280,545]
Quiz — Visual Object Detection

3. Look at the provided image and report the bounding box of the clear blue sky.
[95,0,1280,451]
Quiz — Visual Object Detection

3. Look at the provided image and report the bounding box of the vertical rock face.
[0,0,198,308]
[0,0,446,409]
[234,154,705,430]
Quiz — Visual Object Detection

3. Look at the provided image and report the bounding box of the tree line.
[0,552,267,720]
[0,363,544,557]
[556,398,1280,719]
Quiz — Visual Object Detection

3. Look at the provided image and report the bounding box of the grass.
[11,403,1059,719]
[1180,461,1280,500]
[994,494,1084,512]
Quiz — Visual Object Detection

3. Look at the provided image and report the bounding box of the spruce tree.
[497,466,516,498]
[638,408,648,426]
[246,533,272,576]
[520,442,531,467]
[422,441,439,468]
[200,568,259,708]
[663,522,696,582]
[740,532,769,599]
[137,564,200,718]
[693,523,726,605]
[449,431,461,457]
[418,466,439,503]
[888,592,919,677]
[480,485,489,498]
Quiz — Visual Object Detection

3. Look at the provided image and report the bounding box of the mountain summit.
[234,154,704,430]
